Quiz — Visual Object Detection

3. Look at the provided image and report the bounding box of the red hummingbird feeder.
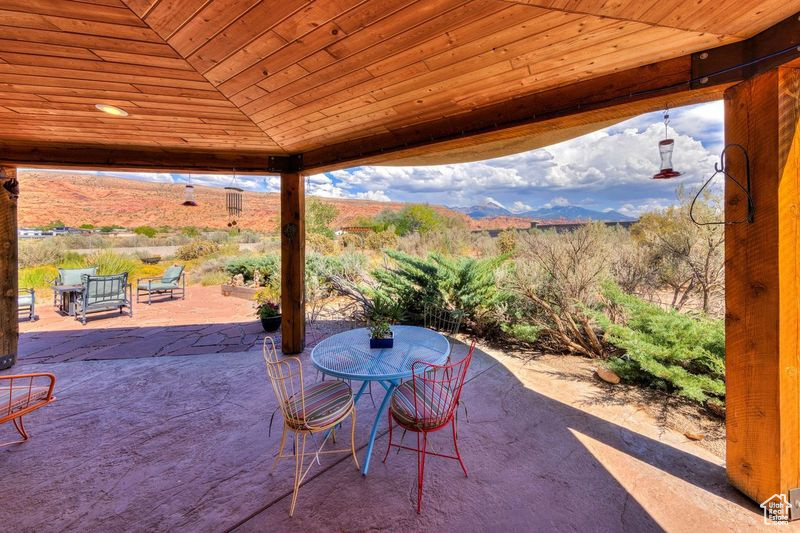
[652,108,681,180]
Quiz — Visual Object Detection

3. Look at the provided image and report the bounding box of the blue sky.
[38,100,724,218]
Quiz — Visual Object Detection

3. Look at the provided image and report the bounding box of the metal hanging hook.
[690,144,754,225]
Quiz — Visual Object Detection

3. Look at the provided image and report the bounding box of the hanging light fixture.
[225,169,243,229]
[652,107,681,180]
[182,182,197,206]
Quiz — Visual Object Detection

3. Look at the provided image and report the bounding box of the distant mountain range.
[454,201,635,222]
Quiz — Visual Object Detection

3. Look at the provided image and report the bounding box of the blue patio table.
[311,325,450,475]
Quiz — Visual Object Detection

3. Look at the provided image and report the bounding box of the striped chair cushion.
[0,387,50,415]
[284,380,352,429]
[390,380,454,430]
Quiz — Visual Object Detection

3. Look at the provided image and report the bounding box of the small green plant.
[369,319,392,339]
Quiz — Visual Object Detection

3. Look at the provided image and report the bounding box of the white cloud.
[511,201,532,212]
[543,196,569,208]
[617,198,674,217]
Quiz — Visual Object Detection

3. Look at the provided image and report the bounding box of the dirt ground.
[506,350,726,457]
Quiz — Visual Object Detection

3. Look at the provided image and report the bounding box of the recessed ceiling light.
[95,104,128,117]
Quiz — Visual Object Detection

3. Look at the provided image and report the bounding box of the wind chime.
[225,170,243,230]
[652,107,681,180]
[182,178,197,206]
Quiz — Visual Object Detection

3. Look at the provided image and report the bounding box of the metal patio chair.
[1,372,56,441]
[262,337,359,517]
[383,338,475,513]
[18,288,35,321]
[75,273,133,325]
[423,304,464,337]
[136,264,186,304]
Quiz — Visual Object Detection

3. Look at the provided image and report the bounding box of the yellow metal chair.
[262,337,359,516]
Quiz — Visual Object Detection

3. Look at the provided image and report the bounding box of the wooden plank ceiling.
[0,0,797,171]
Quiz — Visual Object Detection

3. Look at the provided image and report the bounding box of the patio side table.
[53,284,83,316]
[311,325,450,476]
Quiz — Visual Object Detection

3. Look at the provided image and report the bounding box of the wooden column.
[0,166,18,369]
[725,65,800,504]
[280,172,305,354]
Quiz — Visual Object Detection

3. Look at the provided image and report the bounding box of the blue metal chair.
[75,273,133,325]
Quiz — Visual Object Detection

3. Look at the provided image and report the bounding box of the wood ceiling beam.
[0,142,276,174]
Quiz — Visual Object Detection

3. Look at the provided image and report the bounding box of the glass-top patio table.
[311,325,450,475]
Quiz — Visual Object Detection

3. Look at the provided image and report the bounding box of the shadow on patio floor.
[0,339,760,532]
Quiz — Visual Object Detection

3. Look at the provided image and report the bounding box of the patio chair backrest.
[82,273,128,305]
[59,266,97,286]
[262,337,307,425]
[161,265,184,284]
[423,304,464,336]
[410,339,475,427]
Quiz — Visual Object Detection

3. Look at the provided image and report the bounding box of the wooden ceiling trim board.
[0,52,208,81]
[41,15,163,40]
[89,49,195,69]
[184,0,310,74]
[0,64,215,90]
[237,0,507,120]
[0,0,147,25]
[0,26,182,56]
[167,0,261,57]
[143,0,212,39]
[121,0,158,18]
[0,39,102,60]
[363,4,556,78]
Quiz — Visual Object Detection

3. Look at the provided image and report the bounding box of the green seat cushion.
[141,281,179,291]
[18,294,33,307]
[161,265,184,284]
[59,267,97,286]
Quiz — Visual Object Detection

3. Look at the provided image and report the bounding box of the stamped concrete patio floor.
[18,285,339,363]
[1,332,766,532]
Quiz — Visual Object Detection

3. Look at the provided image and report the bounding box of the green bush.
[225,254,279,283]
[373,250,508,324]
[595,283,725,404]
[18,239,67,268]
[365,230,398,250]
[133,226,157,238]
[19,265,58,290]
[175,240,221,260]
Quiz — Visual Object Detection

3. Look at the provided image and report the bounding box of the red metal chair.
[0,373,56,441]
[383,339,475,512]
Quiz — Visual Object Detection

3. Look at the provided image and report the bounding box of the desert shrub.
[175,240,220,260]
[365,230,397,251]
[307,197,339,238]
[199,271,230,286]
[595,283,725,404]
[307,232,336,255]
[19,265,58,290]
[340,233,364,249]
[507,224,612,358]
[133,226,157,238]
[372,249,509,326]
[86,250,140,277]
[225,254,279,284]
[497,230,517,255]
[18,239,67,268]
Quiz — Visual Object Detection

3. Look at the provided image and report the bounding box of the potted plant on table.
[255,285,281,332]
[368,318,394,349]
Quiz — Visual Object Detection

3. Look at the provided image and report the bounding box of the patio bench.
[18,288,35,321]
[75,273,133,325]
[1,373,56,441]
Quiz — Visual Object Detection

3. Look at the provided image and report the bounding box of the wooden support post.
[280,172,305,354]
[0,166,18,369]
[725,65,800,505]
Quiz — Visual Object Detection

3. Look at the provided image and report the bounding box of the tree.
[306,197,339,238]
[374,204,460,236]
[79,223,95,230]
[632,187,724,314]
